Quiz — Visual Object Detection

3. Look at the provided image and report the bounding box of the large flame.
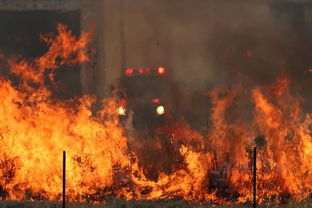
[0,24,311,204]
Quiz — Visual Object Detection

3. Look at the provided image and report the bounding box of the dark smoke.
[113,0,311,110]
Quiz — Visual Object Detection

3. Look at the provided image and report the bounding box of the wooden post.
[63,151,66,208]
[253,147,257,208]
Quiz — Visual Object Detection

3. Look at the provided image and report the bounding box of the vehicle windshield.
[119,75,169,99]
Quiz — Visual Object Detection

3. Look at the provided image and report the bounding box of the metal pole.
[62,151,66,208]
[253,146,257,208]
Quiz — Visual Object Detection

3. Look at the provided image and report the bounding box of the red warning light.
[125,68,134,75]
[138,68,144,74]
[157,67,166,75]
[152,98,160,103]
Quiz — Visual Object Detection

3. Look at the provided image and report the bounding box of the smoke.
[0,1,310,107]
[114,0,311,109]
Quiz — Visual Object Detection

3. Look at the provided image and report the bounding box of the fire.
[251,77,312,202]
[0,24,130,201]
[0,23,311,205]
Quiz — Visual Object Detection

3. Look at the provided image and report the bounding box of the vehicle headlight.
[118,106,126,116]
[156,105,165,115]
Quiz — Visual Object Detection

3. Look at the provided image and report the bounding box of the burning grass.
[0,24,311,205]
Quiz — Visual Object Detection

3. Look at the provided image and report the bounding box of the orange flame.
[0,24,311,205]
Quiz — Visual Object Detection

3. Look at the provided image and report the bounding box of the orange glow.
[157,66,166,74]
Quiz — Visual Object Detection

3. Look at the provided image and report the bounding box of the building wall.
[0,0,105,97]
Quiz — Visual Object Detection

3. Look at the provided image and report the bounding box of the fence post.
[63,151,66,208]
[253,146,257,208]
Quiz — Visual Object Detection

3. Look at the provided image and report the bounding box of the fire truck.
[116,66,176,133]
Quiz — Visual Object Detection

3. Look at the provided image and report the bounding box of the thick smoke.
[111,0,311,109]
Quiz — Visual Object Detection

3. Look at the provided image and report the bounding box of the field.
[0,199,311,208]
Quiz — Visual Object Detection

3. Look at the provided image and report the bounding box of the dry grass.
[0,198,311,208]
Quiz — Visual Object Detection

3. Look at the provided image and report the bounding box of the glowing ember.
[0,24,311,205]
